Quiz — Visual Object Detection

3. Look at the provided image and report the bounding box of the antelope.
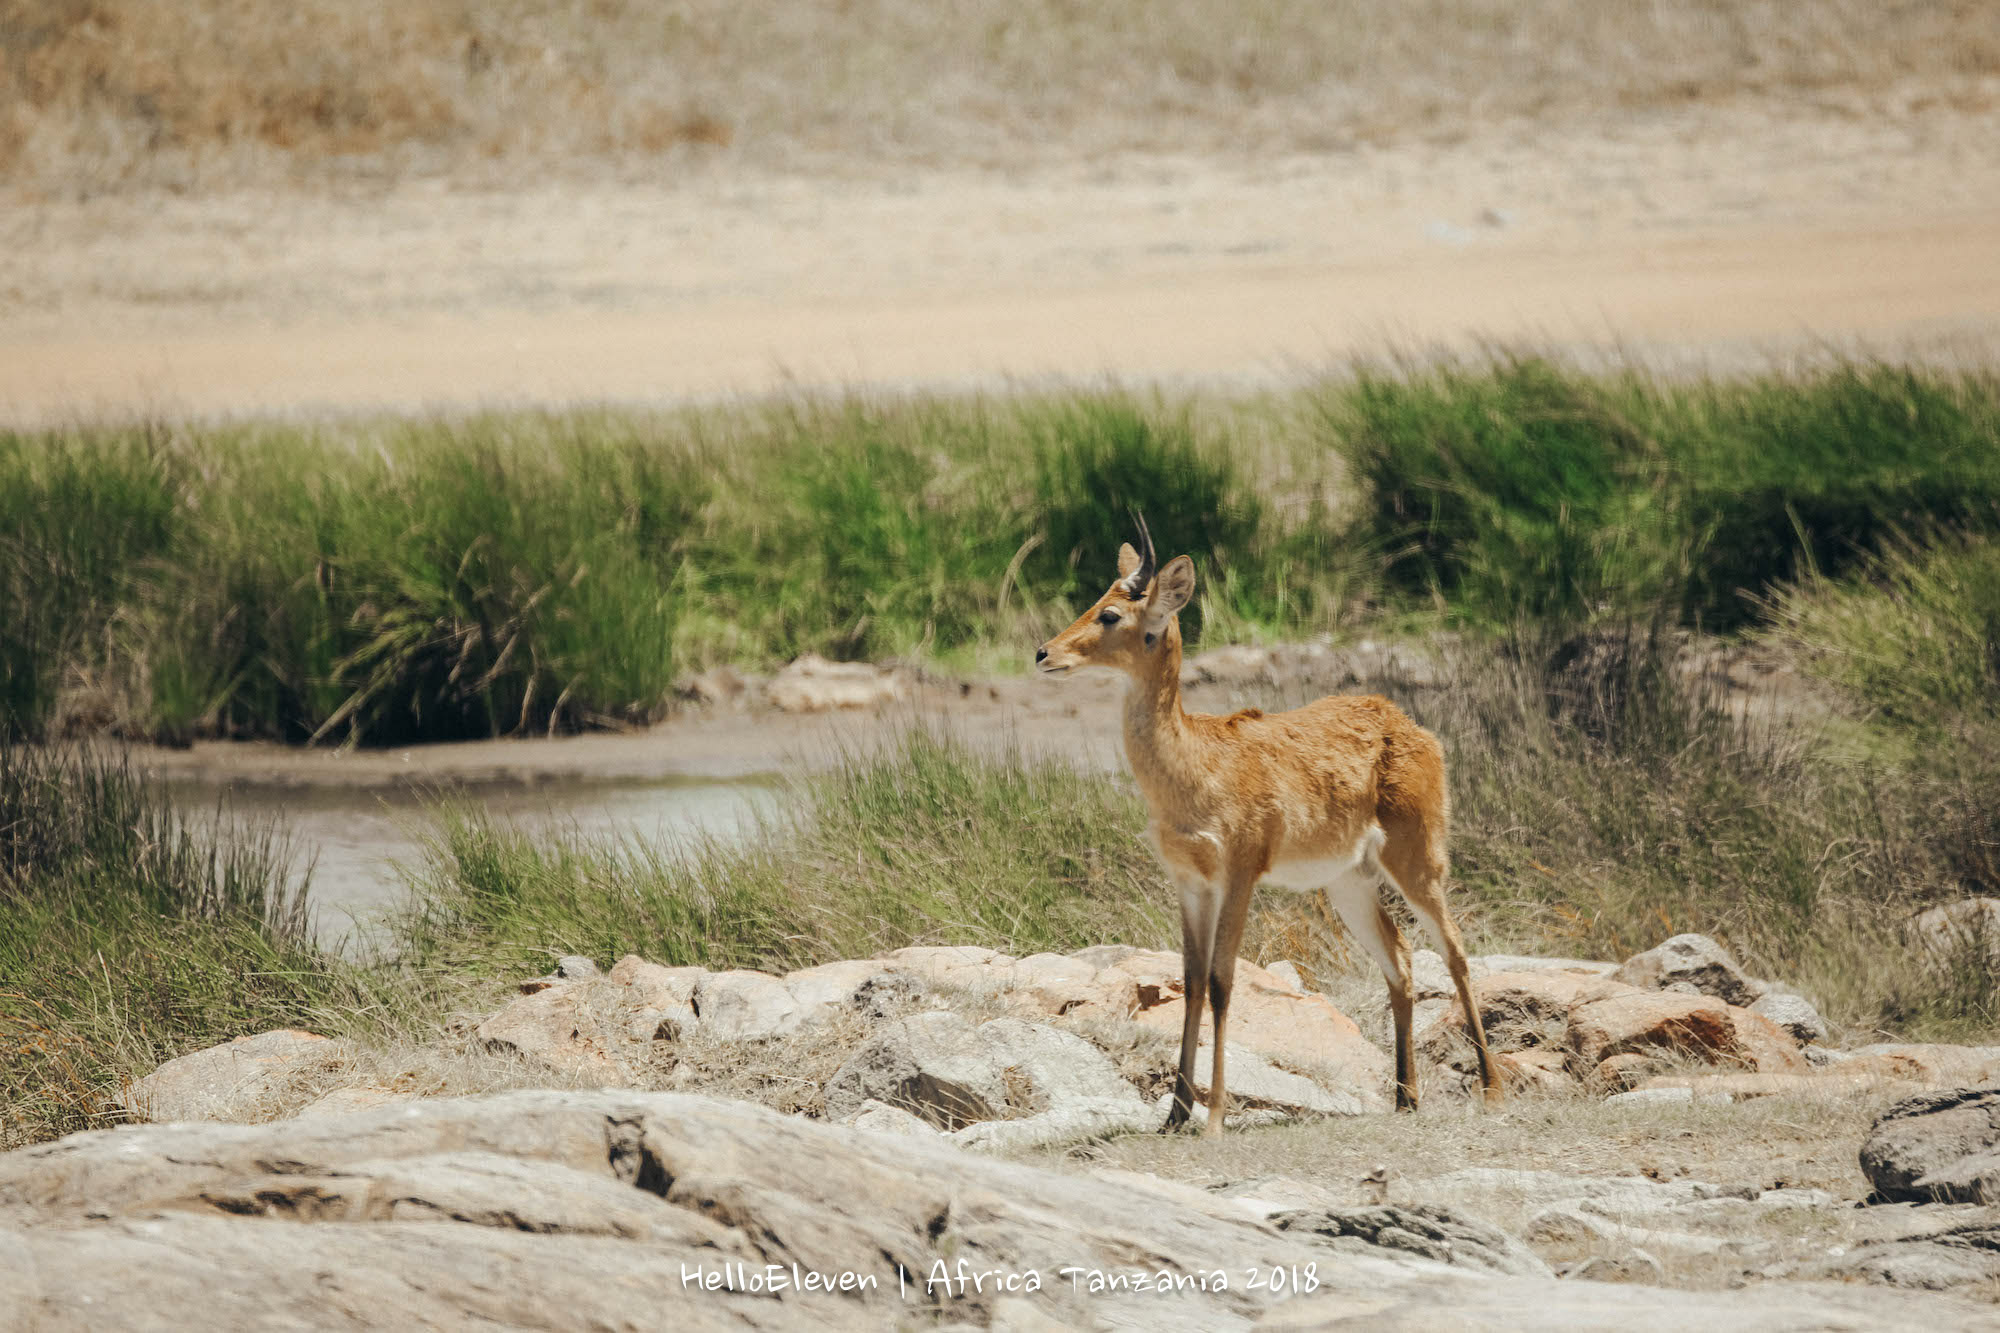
[1035,522,1500,1133]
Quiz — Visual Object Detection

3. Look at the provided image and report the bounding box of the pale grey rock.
[1526,1205,1733,1259]
[692,969,805,1041]
[1273,1203,1551,1277]
[1417,1168,1712,1215]
[838,1099,940,1139]
[1568,1247,1665,1283]
[476,985,634,1083]
[1611,934,1766,1007]
[119,1030,350,1124]
[1189,1042,1368,1117]
[823,1012,1141,1129]
[1471,954,1616,977]
[1814,1222,2000,1291]
[1213,1176,1345,1219]
[1861,1086,2000,1203]
[1750,989,1830,1046]
[948,1097,1156,1152]
[1604,1086,1695,1108]
[1409,949,1457,1001]
[781,959,894,1011]
[553,955,600,980]
[1263,960,1308,992]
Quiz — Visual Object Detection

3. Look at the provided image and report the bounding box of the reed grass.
[6,360,1999,745]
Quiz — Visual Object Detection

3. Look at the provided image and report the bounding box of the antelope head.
[1035,518,1196,678]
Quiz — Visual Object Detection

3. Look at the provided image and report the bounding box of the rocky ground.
[14,925,2000,1328]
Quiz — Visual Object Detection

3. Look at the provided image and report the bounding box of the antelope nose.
[1035,646,1048,664]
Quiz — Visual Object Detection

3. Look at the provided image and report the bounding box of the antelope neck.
[1121,622,1193,776]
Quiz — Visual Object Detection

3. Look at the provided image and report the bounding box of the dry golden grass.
[4,0,1998,191]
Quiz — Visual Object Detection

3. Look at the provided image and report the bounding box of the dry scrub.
[4,0,1998,191]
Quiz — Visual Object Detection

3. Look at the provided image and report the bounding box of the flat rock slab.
[9,1090,1998,1332]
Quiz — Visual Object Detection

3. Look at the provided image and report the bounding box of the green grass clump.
[0,429,181,739]
[396,727,1176,976]
[0,743,407,1148]
[1766,534,2000,729]
[1330,358,2000,629]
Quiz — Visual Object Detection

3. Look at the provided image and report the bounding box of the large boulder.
[822,1011,1142,1130]
[1747,989,1829,1046]
[476,984,639,1084]
[1816,1222,2000,1291]
[1610,934,1766,1008]
[118,1030,351,1124]
[1567,990,1805,1078]
[1860,1086,2000,1203]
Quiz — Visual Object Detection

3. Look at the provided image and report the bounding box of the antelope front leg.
[1163,870,1219,1132]
[1202,865,1259,1136]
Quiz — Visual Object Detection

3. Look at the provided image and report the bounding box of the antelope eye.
[1096,609,1121,627]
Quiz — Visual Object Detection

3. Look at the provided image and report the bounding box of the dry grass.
[4,0,1998,191]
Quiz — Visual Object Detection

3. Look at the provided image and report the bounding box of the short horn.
[1121,512,1157,595]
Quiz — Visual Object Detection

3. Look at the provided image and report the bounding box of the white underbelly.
[1260,824,1386,893]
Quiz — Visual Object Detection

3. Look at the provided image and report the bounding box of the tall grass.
[1766,534,2000,729]
[0,744,404,1147]
[1330,359,2000,628]
[396,727,1177,977]
[7,362,2000,745]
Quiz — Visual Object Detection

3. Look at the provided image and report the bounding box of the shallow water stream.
[167,775,786,951]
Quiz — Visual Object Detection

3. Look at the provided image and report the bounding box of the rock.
[1567,990,1805,1076]
[119,1030,350,1124]
[553,955,600,980]
[1415,1167,1714,1216]
[1610,933,1766,1007]
[949,1098,1158,1152]
[1844,1044,2000,1087]
[1568,1248,1665,1283]
[1273,1203,1551,1277]
[1593,1052,1667,1089]
[1748,989,1829,1046]
[1861,1086,2000,1204]
[294,1086,414,1119]
[836,1099,940,1138]
[882,944,1016,993]
[608,955,707,1012]
[692,969,804,1041]
[1605,1086,1696,1108]
[1496,1049,1574,1095]
[1526,1205,1733,1261]
[1263,961,1307,991]
[1471,954,1617,977]
[476,986,635,1084]
[1187,1043,1369,1118]
[765,654,907,712]
[780,959,895,1011]
[822,1012,1141,1130]
[1420,969,1623,1063]
[1817,1222,2000,1291]
[1004,951,1138,1019]
[5,1089,1412,1331]
[1118,949,1389,1107]
[1213,1176,1345,1219]
[1914,899,2000,969]
[1631,1070,1918,1100]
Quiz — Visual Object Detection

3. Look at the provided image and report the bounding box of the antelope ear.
[1143,556,1195,635]
[1116,542,1142,581]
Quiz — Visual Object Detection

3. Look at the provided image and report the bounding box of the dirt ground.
[4,97,1999,426]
